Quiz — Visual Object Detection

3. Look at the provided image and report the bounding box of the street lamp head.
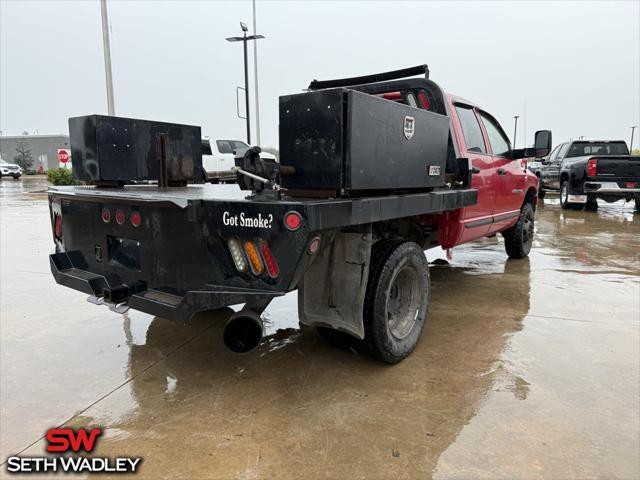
[240,21,248,32]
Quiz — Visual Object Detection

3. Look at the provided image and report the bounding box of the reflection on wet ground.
[1,177,639,479]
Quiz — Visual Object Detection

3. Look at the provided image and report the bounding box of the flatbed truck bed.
[49,184,475,322]
[49,183,476,229]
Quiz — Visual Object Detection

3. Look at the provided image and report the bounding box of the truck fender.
[298,230,373,339]
[561,167,584,195]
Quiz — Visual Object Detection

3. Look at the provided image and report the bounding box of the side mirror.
[534,130,552,157]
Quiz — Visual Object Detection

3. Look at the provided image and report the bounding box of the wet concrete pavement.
[1,177,638,479]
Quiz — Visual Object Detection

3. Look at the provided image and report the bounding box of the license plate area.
[107,236,141,270]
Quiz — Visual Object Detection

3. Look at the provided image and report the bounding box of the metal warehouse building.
[0,134,70,171]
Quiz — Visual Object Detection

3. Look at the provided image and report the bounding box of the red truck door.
[477,111,524,231]
[452,104,496,238]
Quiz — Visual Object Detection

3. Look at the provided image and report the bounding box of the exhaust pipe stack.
[223,309,264,353]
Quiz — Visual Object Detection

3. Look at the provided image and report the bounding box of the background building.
[0,134,70,170]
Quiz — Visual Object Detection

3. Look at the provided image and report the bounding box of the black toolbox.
[69,115,202,185]
[279,88,449,195]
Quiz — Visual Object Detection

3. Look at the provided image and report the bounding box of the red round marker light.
[101,208,111,223]
[284,211,302,231]
[115,209,126,225]
[130,211,141,227]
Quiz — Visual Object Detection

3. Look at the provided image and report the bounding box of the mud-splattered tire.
[503,203,535,259]
[585,195,598,211]
[363,241,430,364]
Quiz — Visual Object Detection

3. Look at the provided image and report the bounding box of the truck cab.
[350,80,540,250]
[446,96,538,244]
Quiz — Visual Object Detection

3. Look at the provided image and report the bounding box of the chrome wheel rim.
[386,265,422,340]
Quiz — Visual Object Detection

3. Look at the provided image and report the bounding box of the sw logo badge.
[403,116,415,140]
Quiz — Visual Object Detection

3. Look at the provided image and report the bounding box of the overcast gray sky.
[1,0,639,149]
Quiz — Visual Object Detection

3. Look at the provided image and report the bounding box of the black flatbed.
[49,184,477,230]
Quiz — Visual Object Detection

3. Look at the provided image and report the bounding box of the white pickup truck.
[202,138,276,183]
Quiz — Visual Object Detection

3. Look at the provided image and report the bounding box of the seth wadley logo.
[5,428,142,474]
[403,116,415,140]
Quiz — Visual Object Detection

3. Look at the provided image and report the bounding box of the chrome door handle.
[471,167,481,174]
[497,168,507,175]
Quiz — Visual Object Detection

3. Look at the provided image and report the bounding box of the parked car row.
[528,140,639,211]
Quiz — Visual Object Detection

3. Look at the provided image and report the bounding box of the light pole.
[252,0,261,145]
[513,115,519,148]
[226,22,264,144]
[100,0,115,115]
[630,126,637,152]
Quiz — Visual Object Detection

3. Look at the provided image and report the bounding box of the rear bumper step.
[50,252,283,321]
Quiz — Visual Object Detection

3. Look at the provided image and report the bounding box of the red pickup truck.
[48,66,550,363]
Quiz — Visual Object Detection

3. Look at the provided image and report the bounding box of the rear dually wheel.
[363,241,430,363]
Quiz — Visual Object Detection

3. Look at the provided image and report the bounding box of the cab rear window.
[566,142,629,157]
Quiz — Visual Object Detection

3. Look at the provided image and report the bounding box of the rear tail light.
[227,238,247,272]
[284,211,302,231]
[587,159,598,177]
[101,208,111,223]
[54,214,63,239]
[115,209,126,225]
[417,90,430,110]
[243,241,263,275]
[259,241,279,278]
[130,211,141,227]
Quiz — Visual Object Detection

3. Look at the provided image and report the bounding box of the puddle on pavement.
[1,181,638,478]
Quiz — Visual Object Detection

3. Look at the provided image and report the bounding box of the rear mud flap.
[298,231,373,339]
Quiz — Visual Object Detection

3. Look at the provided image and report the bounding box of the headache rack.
[308,65,430,90]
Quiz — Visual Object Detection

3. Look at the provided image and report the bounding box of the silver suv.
[0,159,23,179]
